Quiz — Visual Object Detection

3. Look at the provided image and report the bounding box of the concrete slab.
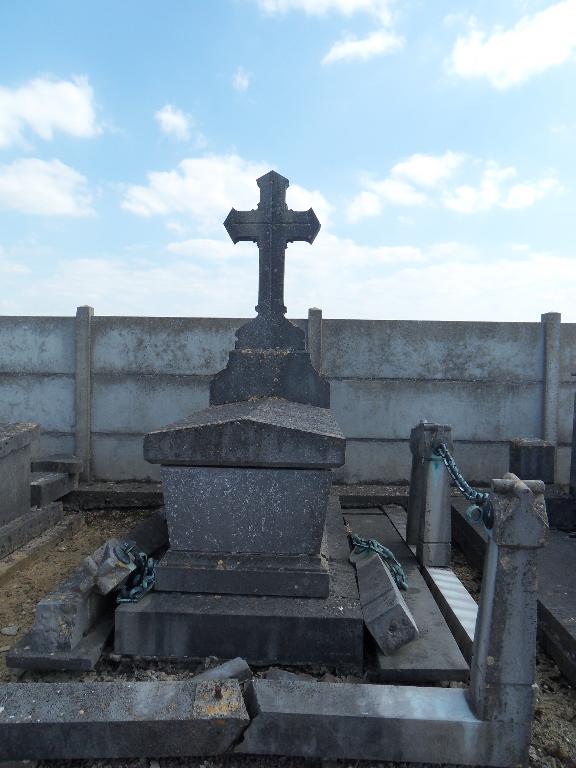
[422,566,477,663]
[238,679,529,766]
[0,680,249,760]
[115,497,363,666]
[0,502,64,559]
[346,512,468,683]
[31,454,83,474]
[63,481,163,510]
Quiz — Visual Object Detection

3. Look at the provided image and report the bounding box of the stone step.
[31,471,77,507]
[31,453,82,475]
[0,502,65,560]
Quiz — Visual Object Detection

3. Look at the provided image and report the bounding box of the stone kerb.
[0,422,39,527]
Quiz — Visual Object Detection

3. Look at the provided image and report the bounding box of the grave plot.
[0,172,564,767]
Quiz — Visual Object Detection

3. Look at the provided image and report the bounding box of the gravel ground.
[0,506,574,768]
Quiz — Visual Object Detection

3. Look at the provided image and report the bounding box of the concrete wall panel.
[0,317,74,374]
[322,320,543,382]
[0,374,74,432]
[92,374,209,433]
[330,379,543,442]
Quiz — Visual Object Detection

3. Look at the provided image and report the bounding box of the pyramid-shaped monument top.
[224,170,320,323]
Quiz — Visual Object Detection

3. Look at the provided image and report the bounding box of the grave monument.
[115,171,364,665]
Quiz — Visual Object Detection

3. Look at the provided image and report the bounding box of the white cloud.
[322,29,403,63]
[122,154,332,233]
[391,151,465,187]
[0,158,94,216]
[447,0,576,89]
[155,105,190,141]
[233,67,251,92]
[347,153,562,220]
[0,75,100,149]
[257,0,393,23]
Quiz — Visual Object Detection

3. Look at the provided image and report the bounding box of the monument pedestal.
[115,497,364,666]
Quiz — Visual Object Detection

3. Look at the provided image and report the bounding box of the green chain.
[350,533,408,590]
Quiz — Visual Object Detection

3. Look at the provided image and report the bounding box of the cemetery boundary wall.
[0,308,574,485]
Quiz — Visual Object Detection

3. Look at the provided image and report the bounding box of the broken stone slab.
[351,549,418,655]
[31,453,83,475]
[144,398,345,469]
[0,680,249,760]
[6,513,169,671]
[191,657,252,684]
[237,679,530,766]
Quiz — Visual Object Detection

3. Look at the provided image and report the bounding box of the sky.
[0,0,575,321]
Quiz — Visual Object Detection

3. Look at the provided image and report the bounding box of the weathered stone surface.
[31,453,83,474]
[0,502,64,559]
[353,550,418,655]
[155,546,329,598]
[0,680,249,759]
[31,471,78,507]
[0,422,38,526]
[161,466,331,556]
[238,679,530,766]
[127,510,168,555]
[210,350,330,408]
[115,498,363,666]
[144,398,345,468]
[191,657,252,684]
[509,438,555,484]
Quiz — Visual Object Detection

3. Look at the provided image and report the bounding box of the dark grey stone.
[0,680,249,759]
[161,466,331,556]
[509,438,555,484]
[209,171,329,407]
[210,350,330,408]
[571,392,576,497]
[0,502,64,559]
[127,510,168,556]
[352,549,418,655]
[6,618,113,672]
[190,657,252,684]
[31,453,83,474]
[144,398,345,468]
[155,546,329,598]
[0,422,38,526]
[237,679,530,766]
[346,512,468,683]
[31,471,77,507]
[63,481,163,510]
[115,498,363,666]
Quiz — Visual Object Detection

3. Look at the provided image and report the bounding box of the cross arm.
[285,209,321,244]
[224,209,261,243]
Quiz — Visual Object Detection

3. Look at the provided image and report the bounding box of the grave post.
[470,473,547,727]
[541,312,560,482]
[406,421,452,566]
[570,392,576,497]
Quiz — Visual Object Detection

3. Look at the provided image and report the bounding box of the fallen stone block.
[0,502,65,560]
[30,472,77,508]
[191,657,252,684]
[0,680,249,760]
[352,550,418,655]
[31,453,83,475]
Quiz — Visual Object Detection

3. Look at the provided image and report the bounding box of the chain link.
[349,533,408,590]
[433,441,493,528]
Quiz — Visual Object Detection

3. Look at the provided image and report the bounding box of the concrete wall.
[0,310,574,484]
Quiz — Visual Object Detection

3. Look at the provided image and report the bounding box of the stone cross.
[224,171,320,317]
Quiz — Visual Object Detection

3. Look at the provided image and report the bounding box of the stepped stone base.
[0,502,64,559]
[115,498,363,667]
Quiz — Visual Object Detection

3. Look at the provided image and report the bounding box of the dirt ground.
[0,508,574,768]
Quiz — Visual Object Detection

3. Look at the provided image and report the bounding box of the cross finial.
[224,171,320,319]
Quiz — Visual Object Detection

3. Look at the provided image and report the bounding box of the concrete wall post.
[470,474,547,727]
[307,308,323,372]
[406,421,452,566]
[75,305,94,481]
[570,392,576,497]
[541,312,561,453]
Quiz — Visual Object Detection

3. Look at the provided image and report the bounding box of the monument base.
[114,498,363,667]
[155,544,329,598]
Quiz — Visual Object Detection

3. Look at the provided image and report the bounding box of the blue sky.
[0,0,575,320]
